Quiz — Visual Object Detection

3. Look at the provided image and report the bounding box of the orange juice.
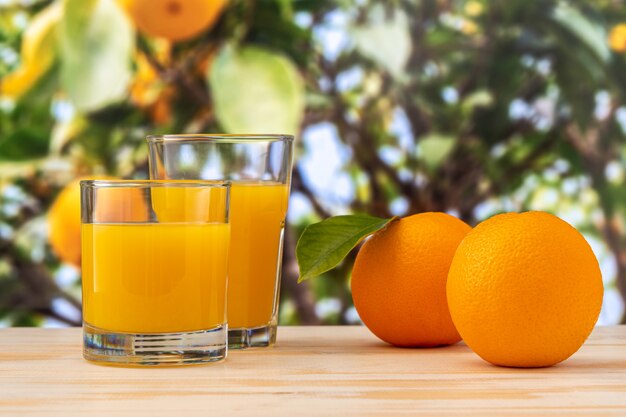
[82,222,230,333]
[228,182,289,329]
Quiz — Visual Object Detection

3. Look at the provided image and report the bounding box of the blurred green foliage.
[1,0,626,326]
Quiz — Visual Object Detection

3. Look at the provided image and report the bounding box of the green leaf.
[209,45,305,135]
[352,5,411,78]
[58,0,134,112]
[296,215,397,283]
[0,127,49,161]
[461,90,493,114]
[50,115,87,154]
[418,134,456,171]
[552,3,610,63]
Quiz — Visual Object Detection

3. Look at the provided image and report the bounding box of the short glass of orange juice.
[80,179,231,365]
[146,135,293,348]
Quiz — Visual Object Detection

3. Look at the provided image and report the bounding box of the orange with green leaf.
[296,210,602,367]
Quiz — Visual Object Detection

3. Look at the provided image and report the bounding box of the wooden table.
[1,326,625,416]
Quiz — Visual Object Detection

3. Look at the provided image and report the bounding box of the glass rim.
[80,179,231,189]
[145,134,294,143]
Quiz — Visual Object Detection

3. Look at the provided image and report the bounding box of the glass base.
[228,324,277,349]
[83,322,227,366]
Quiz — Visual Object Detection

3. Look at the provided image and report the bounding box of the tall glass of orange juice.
[80,179,231,365]
[146,135,293,348]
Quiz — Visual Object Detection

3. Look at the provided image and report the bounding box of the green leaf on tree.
[418,134,456,171]
[296,215,397,283]
[0,127,49,161]
[208,45,305,135]
[352,5,411,79]
[58,0,134,112]
[552,3,610,63]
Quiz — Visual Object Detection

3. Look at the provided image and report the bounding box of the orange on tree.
[121,0,227,42]
[609,24,626,53]
[48,176,115,267]
[447,211,603,368]
[0,2,60,98]
[350,212,471,347]
[48,176,147,267]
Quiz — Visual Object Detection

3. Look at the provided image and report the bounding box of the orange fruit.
[609,24,626,53]
[447,211,603,368]
[0,2,60,98]
[351,212,471,347]
[48,176,115,267]
[48,177,147,267]
[122,0,227,42]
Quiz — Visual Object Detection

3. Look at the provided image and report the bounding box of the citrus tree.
[1,0,625,326]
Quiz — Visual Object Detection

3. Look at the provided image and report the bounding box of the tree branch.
[33,307,81,327]
[6,245,82,326]
[137,38,211,108]
[281,225,320,324]
[563,112,626,324]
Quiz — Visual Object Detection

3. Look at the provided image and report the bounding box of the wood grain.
[0,326,625,416]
